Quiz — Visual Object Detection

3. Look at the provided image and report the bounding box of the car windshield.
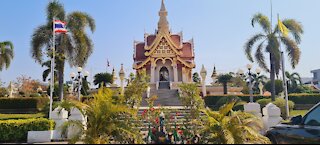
[304,104,320,126]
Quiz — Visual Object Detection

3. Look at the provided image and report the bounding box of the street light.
[70,67,89,101]
[238,65,261,103]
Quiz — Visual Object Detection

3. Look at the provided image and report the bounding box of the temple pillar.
[151,65,155,83]
[182,67,186,82]
[150,59,155,83]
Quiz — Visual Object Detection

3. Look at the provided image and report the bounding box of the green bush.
[215,96,243,111]
[204,95,268,107]
[0,88,8,97]
[0,98,49,111]
[0,118,55,143]
[0,113,45,120]
[289,94,320,105]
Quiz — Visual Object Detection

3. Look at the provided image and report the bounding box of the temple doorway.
[159,67,169,82]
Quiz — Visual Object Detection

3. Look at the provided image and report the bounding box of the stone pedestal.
[51,107,69,140]
[27,131,53,143]
[244,103,262,118]
[262,103,283,131]
[68,108,86,139]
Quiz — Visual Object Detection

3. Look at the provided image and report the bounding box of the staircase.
[141,89,182,107]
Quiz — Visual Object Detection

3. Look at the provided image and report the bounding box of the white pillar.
[262,103,283,133]
[173,64,178,82]
[182,67,186,82]
[52,107,69,140]
[68,108,86,140]
[151,65,155,83]
[200,65,207,97]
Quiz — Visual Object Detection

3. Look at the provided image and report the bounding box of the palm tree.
[31,0,95,100]
[285,71,302,93]
[218,74,233,94]
[60,88,143,144]
[245,13,303,101]
[41,60,58,82]
[93,72,113,88]
[200,102,271,144]
[0,41,14,71]
[250,73,268,94]
[192,72,201,84]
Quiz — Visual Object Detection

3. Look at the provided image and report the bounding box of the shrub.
[0,98,49,111]
[215,96,243,111]
[0,118,55,143]
[0,113,45,120]
[0,88,8,97]
[204,95,268,107]
[264,80,283,96]
[289,94,320,105]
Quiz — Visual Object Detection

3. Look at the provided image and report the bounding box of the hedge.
[0,118,55,143]
[204,94,320,107]
[0,98,49,111]
[0,113,45,120]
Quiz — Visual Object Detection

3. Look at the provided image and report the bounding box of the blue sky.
[1,0,320,85]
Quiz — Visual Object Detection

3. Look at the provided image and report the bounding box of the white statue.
[8,81,14,98]
[147,86,151,98]
[259,82,264,96]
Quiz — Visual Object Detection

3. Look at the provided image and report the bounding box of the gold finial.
[158,0,169,33]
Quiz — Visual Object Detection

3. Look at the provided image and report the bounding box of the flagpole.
[49,17,56,119]
[278,14,290,119]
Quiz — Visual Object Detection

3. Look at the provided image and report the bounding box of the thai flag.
[54,20,67,33]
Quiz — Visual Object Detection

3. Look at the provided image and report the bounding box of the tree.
[218,74,233,94]
[285,71,302,93]
[124,71,149,108]
[15,75,41,97]
[31,0,95,100]
[0,41,14,71]
[41,60,58,82]
[245,13,303,101]
[93,72,113,88]
[192,72,201,84]
[179,83,205,141]
[264,80,283,96]
[60,87,143,144]
[200,102,271,144]
[251,73,268,94]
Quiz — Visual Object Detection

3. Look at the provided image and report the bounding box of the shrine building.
[133,0,195,90]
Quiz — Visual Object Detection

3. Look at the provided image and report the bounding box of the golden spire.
[211,65,217,78]
[158,0,169,33]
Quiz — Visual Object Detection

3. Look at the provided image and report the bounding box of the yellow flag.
[278,16,289,37]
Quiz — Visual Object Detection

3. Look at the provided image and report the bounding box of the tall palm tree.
[285,71,302,93]
[245,13,303,101]
[200,102,271,144]
[93,72,113,88]
[31,0,95,100]
[0,41,14,71]
[218,74,233,94]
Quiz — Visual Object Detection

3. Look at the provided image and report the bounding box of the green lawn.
[0,113,46,120]
[290,110,308,117]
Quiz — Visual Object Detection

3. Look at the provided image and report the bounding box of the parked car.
[266,103,320,144]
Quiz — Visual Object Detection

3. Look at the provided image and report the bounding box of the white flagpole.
[49,17,56,119]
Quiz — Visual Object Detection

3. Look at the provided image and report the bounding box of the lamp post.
[239,64,261,103]
[119,64,125,96]
[70,67,89,101]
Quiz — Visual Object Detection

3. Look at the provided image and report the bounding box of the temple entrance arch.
[159,67,169,82]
